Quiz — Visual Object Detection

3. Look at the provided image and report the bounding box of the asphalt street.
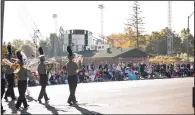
[2,77,194,114]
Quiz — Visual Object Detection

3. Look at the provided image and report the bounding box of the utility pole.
[187,11,194,62]
[33,30,39,59]
[98,4,104,44]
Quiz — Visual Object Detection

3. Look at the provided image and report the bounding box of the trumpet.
[2,58,21,73]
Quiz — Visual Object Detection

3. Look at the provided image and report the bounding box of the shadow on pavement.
[26,93,37,102]
[42,102,59,115]
[41,102,67,115]
[7,100,17,114]
[20,108,32,115]
[52,103,101,108]
[74,104,103,115]
[80,103,101,107]
[25,93,66,114]
[7,100,32,115]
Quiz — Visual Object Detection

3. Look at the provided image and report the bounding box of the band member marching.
[37,47,53,103]
[4,43,16,101]
[66,46,82,106]
[1,62,6,113]
[15,51,29,109]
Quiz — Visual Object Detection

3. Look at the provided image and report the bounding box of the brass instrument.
[2,45,7,59]
[14,64,33,80]
[26,69,35,81]
[2,58,21,73]
[1,65,6,73]
[14,73,19,80]
[45,62,54,75]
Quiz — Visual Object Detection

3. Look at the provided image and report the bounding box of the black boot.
[45,98,50,103]
[15,105,20,110]
[38,99,42,103]
[24,104,29,109]
[67,101,73,106]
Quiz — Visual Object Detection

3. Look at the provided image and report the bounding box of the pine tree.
[125,1,145,47]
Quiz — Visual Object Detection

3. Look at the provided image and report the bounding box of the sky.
[3,1,194,43]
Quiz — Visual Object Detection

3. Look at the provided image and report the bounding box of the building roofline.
[65,29,93,34]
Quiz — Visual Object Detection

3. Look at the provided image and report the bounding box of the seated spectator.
[84,72,90,82]
[57,76,63,84]
[32,72,39,81]
[113,70,122,81]
[126,68,137,80]
[89,71,96,81]
[49,74,58,85]
[78,71,85,83]
[28,79,36,87]
[94,71,104,82]
[60,72,66,84]
[108,70,113,79]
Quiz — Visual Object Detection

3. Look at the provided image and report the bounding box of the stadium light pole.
[187,11,194,62]
[52,14,57,57]
[98,4,104,44]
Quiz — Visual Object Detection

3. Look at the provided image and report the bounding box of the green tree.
[11,39,24,49]
[24,40,37,48]
[180,28,194,55]
[21,44,34,57]
[145,27,182,55]
[172,32,182,55]
[145,30,167,54]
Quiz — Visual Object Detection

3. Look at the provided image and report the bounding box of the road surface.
[2,77,194,114]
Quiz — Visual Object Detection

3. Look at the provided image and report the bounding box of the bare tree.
[125,1,145,47]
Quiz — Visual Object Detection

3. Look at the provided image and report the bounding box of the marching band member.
[4,43,16,101]
[15,51,29,109]
[37,47,53,103]
[1,62,6,113]
[66,46,82,106]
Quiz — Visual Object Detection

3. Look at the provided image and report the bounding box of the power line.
[22,6,44,40]
[17,8,34,39]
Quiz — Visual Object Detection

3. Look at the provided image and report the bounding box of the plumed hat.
[38,47,45,61]
[16,50,24,66]
[7,42,12,60]
[67,45,75,60]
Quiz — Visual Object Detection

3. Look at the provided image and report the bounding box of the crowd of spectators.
[26,61,194,87]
